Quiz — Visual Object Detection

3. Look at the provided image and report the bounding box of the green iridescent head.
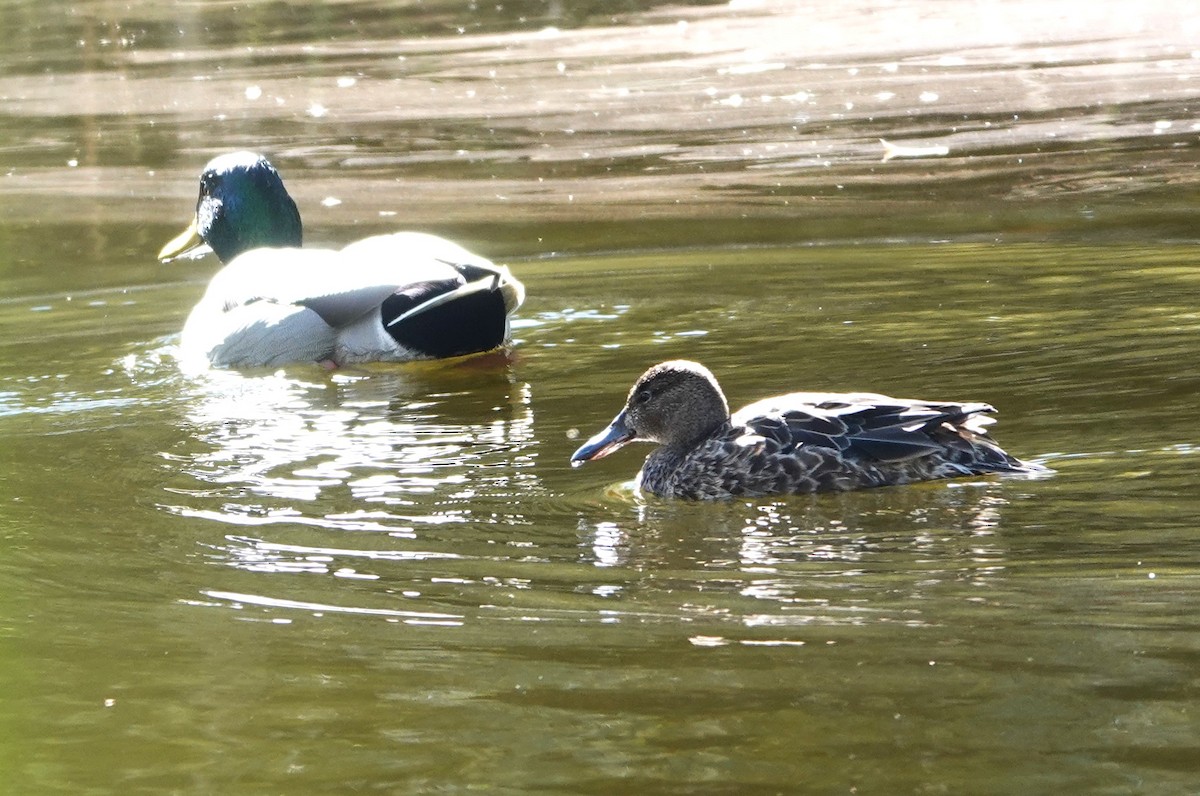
[159,151,302,264]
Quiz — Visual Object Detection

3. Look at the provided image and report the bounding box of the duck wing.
[381,261,515,329]
[338,232,523,320]
[337,232,524,359]
[201,247,373,320]
[296,235,472,328]
[734,392,1002,465]
[211,233,521,331]
[180,298,337,369]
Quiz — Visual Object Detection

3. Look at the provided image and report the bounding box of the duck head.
[159,151,302,264]
[570,360,731,465]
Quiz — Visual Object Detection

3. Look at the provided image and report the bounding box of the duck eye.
[635,389,653,405]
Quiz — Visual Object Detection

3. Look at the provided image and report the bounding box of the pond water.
[3,1,1200,793]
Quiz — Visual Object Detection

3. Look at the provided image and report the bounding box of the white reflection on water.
[588,520,626,568]
[194,589,464,625]
[144,356,551,624]
[731,488,1013,568]
[150,354,541,536]
[564,480,1026,645]
[203,533,462,575]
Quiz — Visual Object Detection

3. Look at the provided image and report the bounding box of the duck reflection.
[163,353,540,537]
[576,480,1025,625]
[584,480,1017,562]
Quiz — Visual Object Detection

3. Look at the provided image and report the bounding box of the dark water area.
[4,1,1200,793]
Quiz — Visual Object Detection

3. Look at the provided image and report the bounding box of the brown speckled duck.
[570,360,1046,499]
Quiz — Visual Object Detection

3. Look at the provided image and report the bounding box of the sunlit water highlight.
[3,0,1200,792]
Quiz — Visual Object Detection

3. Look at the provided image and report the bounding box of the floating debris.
[879,138,951,162]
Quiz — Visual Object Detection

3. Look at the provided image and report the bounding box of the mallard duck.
[159,151,525,368]
[570,360,1046,499]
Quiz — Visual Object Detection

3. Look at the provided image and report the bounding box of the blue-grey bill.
[570,409,634,467]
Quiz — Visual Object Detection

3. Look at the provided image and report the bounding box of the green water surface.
[3,1,1200,793]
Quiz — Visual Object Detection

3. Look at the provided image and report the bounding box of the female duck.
[159,151,525,368]
[571,360,1046,499]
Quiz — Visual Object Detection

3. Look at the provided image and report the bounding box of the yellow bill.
[158,217,205,262]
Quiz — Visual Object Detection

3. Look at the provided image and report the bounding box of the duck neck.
[663,416,729,454]
[643,419,728,496]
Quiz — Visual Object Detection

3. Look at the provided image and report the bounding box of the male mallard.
[159,151,525,368]
[571,360,1046,499]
